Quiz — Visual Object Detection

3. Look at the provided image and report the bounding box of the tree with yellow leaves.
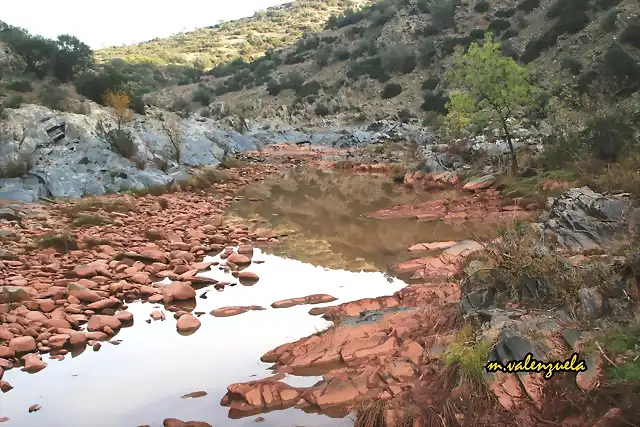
[104,90,133,131]
[96,90,137,159]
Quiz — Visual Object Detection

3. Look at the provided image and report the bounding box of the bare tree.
[159,114,184,163]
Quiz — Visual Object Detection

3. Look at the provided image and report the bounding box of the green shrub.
[419,37,437,66]
[470,28,486,39]
[192,85,213,106]
[381,46,417,74]
[580,106,640,163]
[6,79,33,92]
[382,83,403,99]
[488,18,511,36]
[620,20,640,49]
[296,80,322,98]
[600,9,618,32]
[431,0,459,31]
[333,46,350,61]
[517,0,540,13]
[421,76,440,90]
[495,7,516,18]
[96,120,137,159]
[38,83,69,111]
[282,71,305,91]
[315,45,332,67]
[397,108,414,123]
[314,103,330,116]
[347,56,389,82]
[266,79,281,96]
[474,0,489,13]
[421,90,449,114]
[560,56,583,75]
[4,94,24,109]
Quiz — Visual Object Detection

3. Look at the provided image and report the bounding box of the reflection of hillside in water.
[229,168,494,272]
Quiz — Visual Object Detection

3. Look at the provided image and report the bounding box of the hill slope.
[146,0,640,125]
[95,0,375,67]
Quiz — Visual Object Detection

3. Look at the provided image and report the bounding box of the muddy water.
[228,168,494,272]
[1,169,492,427]
[1,250,406,427]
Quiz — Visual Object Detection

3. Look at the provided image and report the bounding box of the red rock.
[9,336,36,353]
[22,353,47,373]
[222,380,302,413]
[69,332,87,347]
[130,272,151,285]
[48,334,70,349]
[43,318,71,329]
[162,282,196,303]
[66,282,101,303]
[73,265,97,278]
[210,306,264,317]
[238,271,259,285]
[151,311,164,321]
[237,245,254,255]
[148,294,163,303]
[176,314,201,332]
[115,311,133,322]
[87,315,121,332]
[163,419,212,427]
[24,311,48,322]
[271,294,337,309]
[407,241,457,252]
[87,298,119,310]
[0,347,14,358]
[36,299,56,312]
[140,250,168,263]
[228,253,251,265]
[0,380,13,393]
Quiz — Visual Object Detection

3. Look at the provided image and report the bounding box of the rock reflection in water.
[0,249,405,427]
[228,168,494,271]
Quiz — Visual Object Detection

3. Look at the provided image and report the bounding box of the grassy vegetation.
[96,0,375,66]
[443,323,492,387]
[585,321,640,384]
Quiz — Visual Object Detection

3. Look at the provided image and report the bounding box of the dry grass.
[62,197,135,218]
[38,231,78,252]
[70,213,111,228]
[83,237,114,248]
[157,197,170,209]
[188,166,230,188]
[470,221,614,308]
[219,156,246,169]
[588,153,640,199]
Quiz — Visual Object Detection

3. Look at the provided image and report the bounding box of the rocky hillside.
[95,0,375,67]
[146,0,640,124]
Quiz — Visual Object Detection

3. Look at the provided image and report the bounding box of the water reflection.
[0,249,406,427]
[228,168,493,271]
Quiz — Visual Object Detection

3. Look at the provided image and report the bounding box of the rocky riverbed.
[0,138,638,427]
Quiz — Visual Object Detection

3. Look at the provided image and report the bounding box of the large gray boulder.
[539,187,633,252]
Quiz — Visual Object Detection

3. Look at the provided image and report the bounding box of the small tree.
[445,32,538,175]
[97,90,137,158]
[104,90,133,131]
[160,114,183,163]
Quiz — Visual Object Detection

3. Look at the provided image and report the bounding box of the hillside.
[95,0,376,67]
[145,0,640,126]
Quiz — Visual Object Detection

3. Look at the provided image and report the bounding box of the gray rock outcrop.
[539,187,632,252]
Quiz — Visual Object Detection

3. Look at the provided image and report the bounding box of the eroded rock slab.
[271,294,337,309]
